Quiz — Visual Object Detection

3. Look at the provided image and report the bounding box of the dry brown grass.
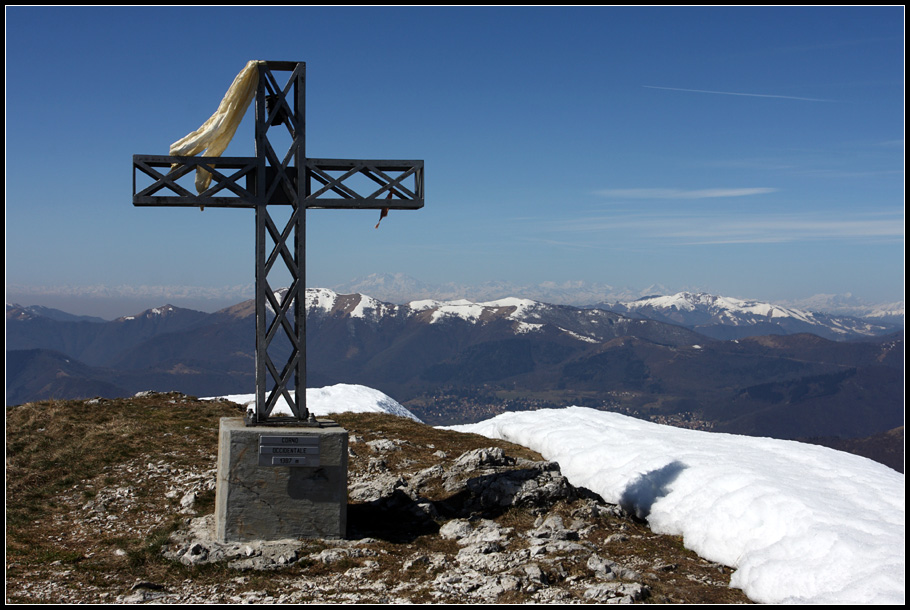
[6,395,751,604]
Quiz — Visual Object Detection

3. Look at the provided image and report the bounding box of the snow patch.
[514,321,544,334]
[210,384,421,422]
[207,384,904,604]
[559,327,599,343]
[449,408,905,605]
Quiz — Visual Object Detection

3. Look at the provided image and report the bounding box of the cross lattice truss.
[133,157,424,210]
[132,61,423,425]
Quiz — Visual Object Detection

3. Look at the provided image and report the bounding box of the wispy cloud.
[668,215,904,245]
[643,85,835,103]
[545,210,904,246]
[594,187,778,200]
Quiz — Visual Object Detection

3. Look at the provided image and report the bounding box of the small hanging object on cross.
[375,191,392,229]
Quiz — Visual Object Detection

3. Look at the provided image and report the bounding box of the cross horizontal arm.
[133,155,259,208]
[133,155,424,210]
[305,158,424,210]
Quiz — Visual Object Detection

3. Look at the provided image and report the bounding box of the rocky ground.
[6,394,751,604]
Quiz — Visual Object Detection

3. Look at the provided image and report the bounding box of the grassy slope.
[6,394,751,604]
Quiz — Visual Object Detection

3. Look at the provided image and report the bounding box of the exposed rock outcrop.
[158,437,728,603]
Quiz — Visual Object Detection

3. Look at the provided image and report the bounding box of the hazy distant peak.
[6,303,108,323]
[116,304,183,321]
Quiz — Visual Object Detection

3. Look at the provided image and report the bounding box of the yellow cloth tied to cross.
[170,60,262,203]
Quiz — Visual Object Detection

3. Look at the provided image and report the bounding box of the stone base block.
[215,417,348,542]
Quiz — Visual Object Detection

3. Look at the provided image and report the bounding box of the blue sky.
[5,6,904,317]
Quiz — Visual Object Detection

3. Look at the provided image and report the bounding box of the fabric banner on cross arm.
[169,60,262,196]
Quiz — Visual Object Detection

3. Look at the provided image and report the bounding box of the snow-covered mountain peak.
[306,287,339,313]
[116,304,183,322]
[627,292,816,322]
[6,303,38,322]
[634,292,745,311]
[304,288,398,320]
[406,295,545,325]
[608,290,903,340]
[483,296,540,313]
[408,298,472,311]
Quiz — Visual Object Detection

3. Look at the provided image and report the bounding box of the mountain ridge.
[606,291,901,341]
[302,288,900,342]
[6,289,903,473]
[328,273,904,324]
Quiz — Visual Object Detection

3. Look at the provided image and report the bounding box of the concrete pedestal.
[215,417,348,543]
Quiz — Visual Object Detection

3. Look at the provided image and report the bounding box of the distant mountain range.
[6,289,903,466]
[330,273,905,325]
[606,292,901,341]
[330,274,655,309]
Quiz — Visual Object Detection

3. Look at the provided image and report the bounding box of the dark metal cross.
[132,61,424,425]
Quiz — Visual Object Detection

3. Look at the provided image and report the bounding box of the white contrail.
[643,85,834,102]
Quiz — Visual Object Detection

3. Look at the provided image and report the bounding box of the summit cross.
[132,61,424,425]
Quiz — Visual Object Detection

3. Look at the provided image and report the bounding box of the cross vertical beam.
[132,60,423,426]
[253,62,308,425]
